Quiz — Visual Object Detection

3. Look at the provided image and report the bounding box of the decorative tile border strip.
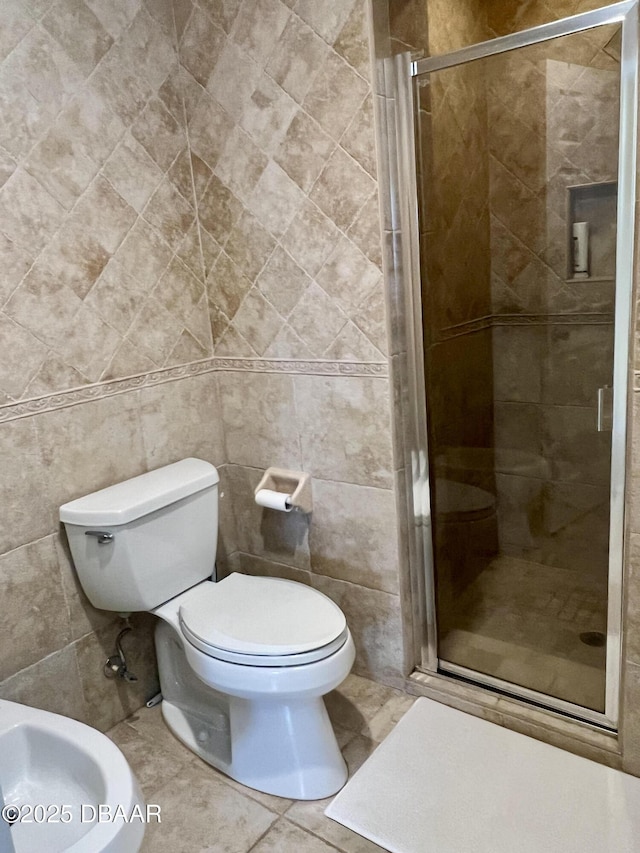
[214,358,388,376]
[436,312,614,342]
[0,357,389,423]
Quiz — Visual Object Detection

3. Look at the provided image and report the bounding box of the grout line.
[244,815,281,853]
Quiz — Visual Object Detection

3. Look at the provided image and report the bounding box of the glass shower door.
[412,6,637,723]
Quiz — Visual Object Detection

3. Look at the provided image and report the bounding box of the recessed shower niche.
[568,182,618,282]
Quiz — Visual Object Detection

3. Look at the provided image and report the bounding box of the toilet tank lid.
[59,458,219,526]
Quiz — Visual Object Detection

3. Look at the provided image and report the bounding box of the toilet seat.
[435,478,496,523]
[178,573,348,667]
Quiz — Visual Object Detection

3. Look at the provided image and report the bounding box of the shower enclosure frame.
[389,0,638,729]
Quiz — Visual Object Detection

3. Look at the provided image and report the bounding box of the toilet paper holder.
[254,468,313,514]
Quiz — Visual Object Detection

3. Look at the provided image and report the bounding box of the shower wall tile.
[497,473,611,574]
[487,38,619,579]
[540,404,611,486]
[539,480,610,573]
[492,325,543,404]
[541,324,614,408]
[493,401,542,463]
[487,44,619,319]
[495,473,544,553]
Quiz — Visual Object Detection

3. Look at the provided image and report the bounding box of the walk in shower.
[391,1,638,727]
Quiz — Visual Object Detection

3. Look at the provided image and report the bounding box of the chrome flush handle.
[84,530,114,544]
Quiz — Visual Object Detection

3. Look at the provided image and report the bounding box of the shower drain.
[579,631,606,647]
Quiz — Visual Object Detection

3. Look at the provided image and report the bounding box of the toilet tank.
[60,459,219,613]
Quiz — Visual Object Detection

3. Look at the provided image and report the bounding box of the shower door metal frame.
[402,0,638,729]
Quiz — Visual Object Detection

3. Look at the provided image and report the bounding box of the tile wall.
[0,0,405,733]
[488,30,619,570]
[185,0,404,686]
[0,371,225,730]
[0,0,213,401]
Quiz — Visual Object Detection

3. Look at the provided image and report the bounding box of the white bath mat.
[325,697,640,853]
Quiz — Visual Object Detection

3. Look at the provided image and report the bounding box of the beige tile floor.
[107,674,415,853]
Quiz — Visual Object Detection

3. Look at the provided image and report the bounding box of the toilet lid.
[179,573,347,658]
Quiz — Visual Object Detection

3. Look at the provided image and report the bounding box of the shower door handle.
[597,386,613,432]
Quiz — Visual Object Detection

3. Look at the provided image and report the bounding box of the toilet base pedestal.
[155,620,352,800]
[230,693,347,799]
[162,696,347,800]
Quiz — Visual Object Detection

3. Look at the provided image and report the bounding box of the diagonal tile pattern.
[0,0,384,404]
[487,27,620,314]
[0,0,214,402]
[185,0,385,362]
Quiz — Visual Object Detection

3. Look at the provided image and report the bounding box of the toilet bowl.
[60,459,354,800]
[153,574,355,799]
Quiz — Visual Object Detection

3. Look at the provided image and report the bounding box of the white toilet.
[60,458,355,800]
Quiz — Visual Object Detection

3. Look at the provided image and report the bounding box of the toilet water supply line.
[102,621,164,706]
[103,623,138,682]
